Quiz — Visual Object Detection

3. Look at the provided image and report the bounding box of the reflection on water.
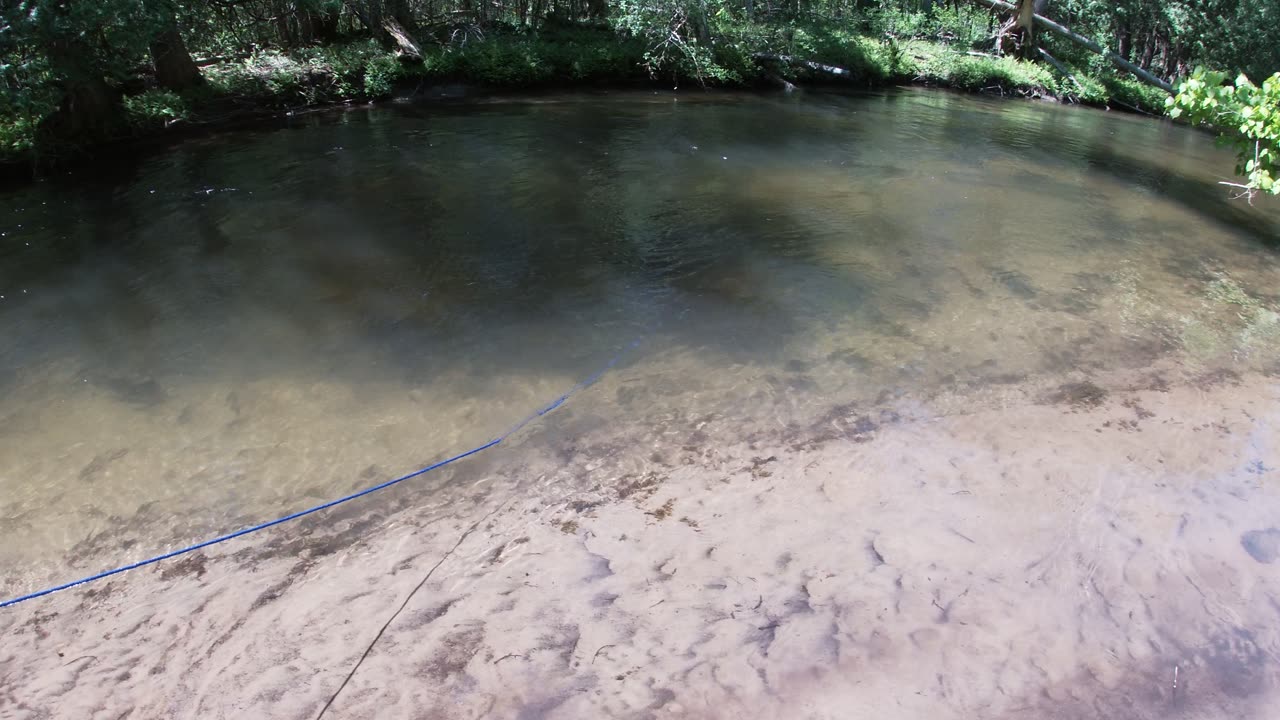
[1,89,1278,595]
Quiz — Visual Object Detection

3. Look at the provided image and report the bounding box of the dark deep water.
[2,89,1279,595]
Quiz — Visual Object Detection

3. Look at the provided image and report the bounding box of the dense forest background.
[1,0,1278,184]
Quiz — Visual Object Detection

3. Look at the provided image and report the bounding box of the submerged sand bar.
[3,365,1278,719]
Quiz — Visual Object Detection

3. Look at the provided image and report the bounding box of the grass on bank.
[0,20,1171,169]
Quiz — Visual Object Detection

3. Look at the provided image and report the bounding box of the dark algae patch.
[1046,381,1109,409]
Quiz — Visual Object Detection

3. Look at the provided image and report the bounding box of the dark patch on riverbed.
[78,449,130,483]
[1046,381,1108,408]
[92,375,166,407]
[160,552,209,581]
[990,269,1039,299]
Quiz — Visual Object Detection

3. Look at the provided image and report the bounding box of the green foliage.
[202,42,408,103]
[363,54,403,97]
[612,0,718,82]
[911,46,1057,95]
[1168,67,1280,196]
[948,54,1056,92]
[204,51,320,102]
[122,90,190,128]
[1,0,1276,186]
[1050,0,1279,83]
[0,115,41,159]
[425,30,649,85]
[864,4,989,47]
[453,41,556,84]
[1100,75,1169,112]
[784,24,892,82]
[865,6,935,39]
[0,70,57,161]
[711,19,892,85]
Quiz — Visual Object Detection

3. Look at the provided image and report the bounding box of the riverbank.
[3,362,1277,718]
[0,22,1168,182]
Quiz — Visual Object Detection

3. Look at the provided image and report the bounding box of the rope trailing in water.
[0,337,644,610]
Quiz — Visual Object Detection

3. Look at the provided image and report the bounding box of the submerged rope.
[0,337,643,610]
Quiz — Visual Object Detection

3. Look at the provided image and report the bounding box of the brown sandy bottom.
[2,366,1280,720]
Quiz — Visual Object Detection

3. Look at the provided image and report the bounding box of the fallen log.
[765,72,801,93]
[1037,47,1083,93]
[193,54,249,67]
[753,53,854,78]
[968,0,1173,93]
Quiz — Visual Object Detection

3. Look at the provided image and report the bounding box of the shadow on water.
[0,95,921,395]
[925,90,1280,249]
[3,89,1276,401]
[1076,149,1280,248]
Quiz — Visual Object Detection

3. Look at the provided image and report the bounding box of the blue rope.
[0,338,643,610]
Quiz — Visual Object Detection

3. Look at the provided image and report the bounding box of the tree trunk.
[151,21,204,92]
[387,0,419,33]
[352,0,423,59]
[995,0,1036,58]
[348,0,383,37]
[1162,40,1181,80]
[1014,0,1035,54]
[296,1,344,43]
[381,15,423,59]
[1138,31,1156,71]
[313,7,343,42]
[754,53,856,77]
[385,0,423,58]
[44,37,125,143]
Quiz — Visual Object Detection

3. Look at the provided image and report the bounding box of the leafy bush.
[912,47,1056,95]
[0,116,41,159]
[122,89,191,128]
[417,29,649,86]
[204,51,316,101]
[1168,67,1280,196]
[363,54,404,97]
[459,42,555,84]
[932,6,994,49]
[1100,75,1169,112]
[716,20,893,84]
[865,6,934,39]
[865,5,991,48]
[789,25,892,82]
[612,0,727,83]
[202,42,410,104]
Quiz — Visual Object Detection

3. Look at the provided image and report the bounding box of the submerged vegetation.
[0,0,1277,189]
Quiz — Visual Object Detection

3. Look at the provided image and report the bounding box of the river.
[1,89,1279,718]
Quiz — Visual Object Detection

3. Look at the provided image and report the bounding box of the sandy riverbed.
[2,361,1278,720]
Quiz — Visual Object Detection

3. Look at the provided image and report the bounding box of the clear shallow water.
[2,89,1279,596]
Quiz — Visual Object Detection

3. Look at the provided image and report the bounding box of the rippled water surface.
[2,89,1279,596]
